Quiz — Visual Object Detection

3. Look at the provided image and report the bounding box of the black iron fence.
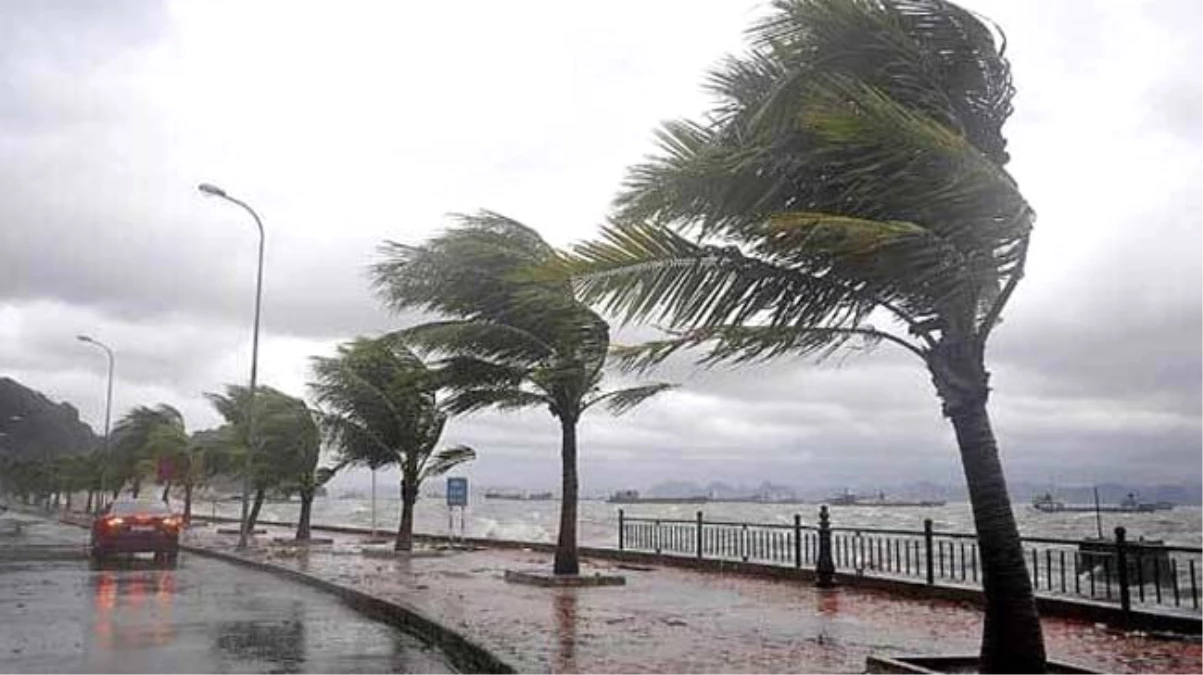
[618,509,1202,616]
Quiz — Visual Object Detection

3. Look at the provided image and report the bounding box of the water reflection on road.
[1,523,453,673]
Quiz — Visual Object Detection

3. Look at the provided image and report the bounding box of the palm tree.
[371,213,674,574]
[563,0,1041,669]
[206,385,317,530]
[109,405,187,500]
[310,337,475,551]
[177,428,241,524]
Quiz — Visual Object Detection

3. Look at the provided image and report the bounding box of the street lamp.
[77,335,114,512]
[198,182,264,550]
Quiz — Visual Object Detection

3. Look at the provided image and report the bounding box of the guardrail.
[618,509,1201,618]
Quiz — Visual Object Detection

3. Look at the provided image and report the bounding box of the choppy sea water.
[202,496,1202,548]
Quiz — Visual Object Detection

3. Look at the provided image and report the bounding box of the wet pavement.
[0,518,453,673]
[188,522,1202,674]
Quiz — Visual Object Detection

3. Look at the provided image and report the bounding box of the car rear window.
[110,501,173,515]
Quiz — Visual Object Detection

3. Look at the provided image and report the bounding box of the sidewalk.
[183,522,1201,674]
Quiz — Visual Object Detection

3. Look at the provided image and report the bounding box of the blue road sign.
[446,477,468,507]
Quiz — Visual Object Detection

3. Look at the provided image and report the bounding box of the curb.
[181,543,518,674]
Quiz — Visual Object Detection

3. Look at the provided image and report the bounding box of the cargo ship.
[606,490,709,505]
[1031,492,1174,513]
[826,490,945,508]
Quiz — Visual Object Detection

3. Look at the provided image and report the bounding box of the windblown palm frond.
[584,383,678,415]
[569,0,1029,368]
[419,445,476,482]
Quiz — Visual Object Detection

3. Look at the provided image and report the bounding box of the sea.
[201,496,1202,549]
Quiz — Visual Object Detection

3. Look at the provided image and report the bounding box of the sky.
[1,0,1200,495]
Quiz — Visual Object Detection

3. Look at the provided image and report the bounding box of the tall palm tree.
[310,337,475,551]
[371,213,674,574]
[564,0,1041,669]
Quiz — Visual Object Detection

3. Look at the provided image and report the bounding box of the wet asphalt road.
[0,518,454,673]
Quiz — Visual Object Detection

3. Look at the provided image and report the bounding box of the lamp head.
[77,335,93,343]
[197,183,227,198]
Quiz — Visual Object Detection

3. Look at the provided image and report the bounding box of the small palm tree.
[310,336,475,551]
[563,0,1042,669]
[178,428,241,524]
[109,405,187,500]
[371,213,674,574]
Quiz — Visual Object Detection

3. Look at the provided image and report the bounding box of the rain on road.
[0,518,454,673]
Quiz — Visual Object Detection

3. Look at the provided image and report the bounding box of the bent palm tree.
[371,213,674,574]
[109,405,187,500]
[206,385,316,530]
[564,0,1042,670]
[310,337,475,551]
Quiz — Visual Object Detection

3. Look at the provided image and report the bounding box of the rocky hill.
[0,377,99,461]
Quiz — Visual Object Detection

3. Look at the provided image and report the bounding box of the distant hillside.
[0,377,99,461]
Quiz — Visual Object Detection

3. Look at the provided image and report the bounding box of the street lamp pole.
[77,335,114,512]
[198,182,264,550]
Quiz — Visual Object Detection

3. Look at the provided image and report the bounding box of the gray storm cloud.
[1,0,1199,492]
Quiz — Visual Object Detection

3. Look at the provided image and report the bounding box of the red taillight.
[161,517,180,531]
[103,517,125,530]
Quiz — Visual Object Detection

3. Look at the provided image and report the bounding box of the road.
[0,517,454,673]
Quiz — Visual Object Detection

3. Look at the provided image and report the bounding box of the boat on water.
[484,490,556,501]
[826,490,945,508]
[606,490,709,504]
[1031,492,1174,513]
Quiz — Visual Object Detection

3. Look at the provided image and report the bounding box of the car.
[90,499,182,565]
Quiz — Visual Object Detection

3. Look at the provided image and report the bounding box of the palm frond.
[611,323,917,374]
[584,383,676,415]
[393,320,554,365]
[419,445,476,481]
[566,220,881,330]
[442,387,550,416]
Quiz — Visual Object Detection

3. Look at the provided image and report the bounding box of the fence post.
[793,514,802,569]
[1115,526,1131,619]
[816,505,835,587]
[696,511,704,560]
[618,509,625,551]
[924,518,935,585]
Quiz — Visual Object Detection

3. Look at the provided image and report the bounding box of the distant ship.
[607,490,709,504]
[826,490,945,508]
[1031,492,1173,513]
[484,490,555,501]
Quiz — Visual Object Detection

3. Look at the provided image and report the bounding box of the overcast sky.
[2,0,1199,495]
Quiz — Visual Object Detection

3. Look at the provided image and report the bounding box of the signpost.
[446,477,468,545]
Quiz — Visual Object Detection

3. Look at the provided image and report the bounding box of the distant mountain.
[0,377,99,461]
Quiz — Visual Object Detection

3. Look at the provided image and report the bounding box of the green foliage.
[310,337,474,490]
[109,404,188,495]
[566,0,1031,369]
[371,212,674,423]
[205,385,322,493]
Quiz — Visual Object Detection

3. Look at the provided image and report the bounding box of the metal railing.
[618,509,1202,616]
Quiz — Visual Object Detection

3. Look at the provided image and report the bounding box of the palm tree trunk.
[554,414,580,576]
[131,477,141,499]
[296,488,314,541]
[161,480,171,504]
[930,339,1046,673]
[183,483,193,524]
[395,476,416,552]
[247,487,266,530]
[85,490,94,514]
[950,401,1046,672]
[64,491,73,512]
